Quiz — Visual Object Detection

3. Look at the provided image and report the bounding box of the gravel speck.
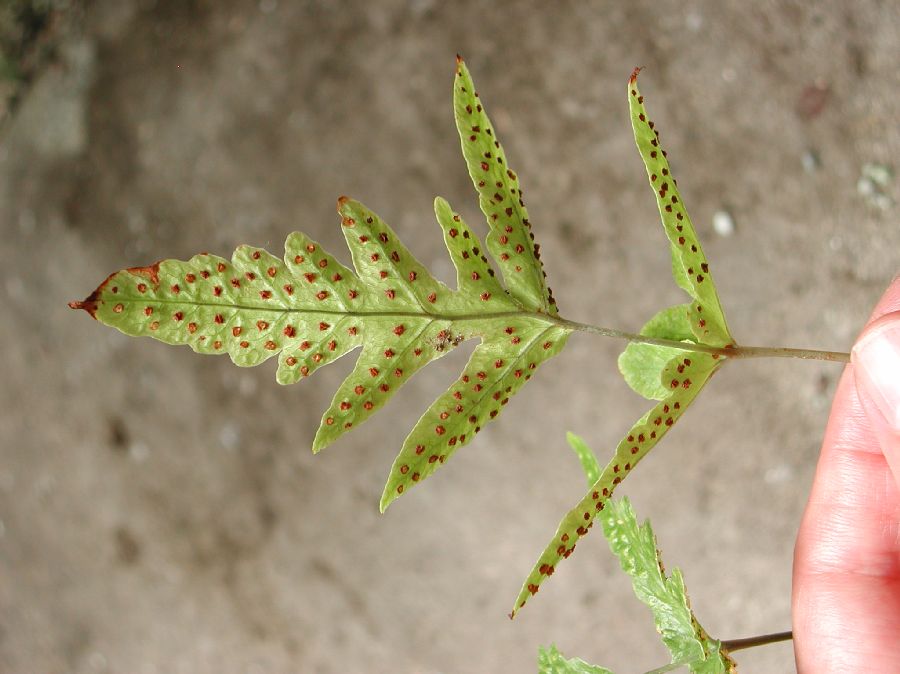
[713,210,735,236]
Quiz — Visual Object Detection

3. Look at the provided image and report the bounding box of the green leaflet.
[73,197,570,507]
[72,60,573,510]
[618,304,695,400]
[512,352,720,617]
[566,431,601,485]
[454,57,558,316]
[536,498,735,674]
[381,317,568,510]
[600,497,734,674]
[512,68,738,622]
[538,645,614,674]
[628,69,731,348]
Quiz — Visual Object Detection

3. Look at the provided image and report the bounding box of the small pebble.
[764,463,793,485]
[801,149,820,174]
[712,210,735,236]
[128,441,150,463]
[685,11,703,31]
[857,176,876,197]
[220,423,240,451]
[862,162,893,187]
[857,163,894,210]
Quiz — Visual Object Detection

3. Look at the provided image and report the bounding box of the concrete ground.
[2,1,898,672]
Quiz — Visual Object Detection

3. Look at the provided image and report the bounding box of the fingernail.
[852,313,900,431]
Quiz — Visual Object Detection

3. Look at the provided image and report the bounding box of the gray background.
[2,1,898,672]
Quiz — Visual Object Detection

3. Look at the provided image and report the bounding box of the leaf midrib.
[104,295,559,324]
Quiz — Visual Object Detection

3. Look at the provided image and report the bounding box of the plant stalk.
[639,631,793,674]
[552,317,850,363]
[720,629,793,652]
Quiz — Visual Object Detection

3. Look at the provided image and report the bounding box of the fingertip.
[852,313,900,432]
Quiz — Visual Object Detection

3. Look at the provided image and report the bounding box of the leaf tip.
[378,490,394,514]
[68,297,98,317]
[69,265,142,319]
[433,195,451,219]
[336,195,350,210]
[455,53,464,65]
[629,66,643,85]
[310,431,328,454]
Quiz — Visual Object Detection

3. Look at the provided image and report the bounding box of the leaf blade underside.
[618,303,695,400]
[454,56,558,316]
[381,321,568,510]
[601,497,735,673]
[72,193,570,506]
[511,352,720,617]
[628,69,732,348]
[536,499,734,674]
[72,59,573,508]
[566,431,602,486]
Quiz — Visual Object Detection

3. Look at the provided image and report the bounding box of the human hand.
[793,279,900,672]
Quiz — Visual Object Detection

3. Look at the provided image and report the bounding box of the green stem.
[724,344,849,362]
[720,629,793,652]
[74,294,851,363]
[552,317,850,363]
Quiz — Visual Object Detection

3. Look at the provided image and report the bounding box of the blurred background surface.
[1,1,898,672]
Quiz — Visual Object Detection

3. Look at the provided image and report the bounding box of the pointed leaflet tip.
[453,61,558,315]
[628,71,732,347]
[68,298,97,316]
[629,66,643,84]
[310,428,327,454]
[336,195,350,210]
[456,53,464,64]
[70,263,163,320]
